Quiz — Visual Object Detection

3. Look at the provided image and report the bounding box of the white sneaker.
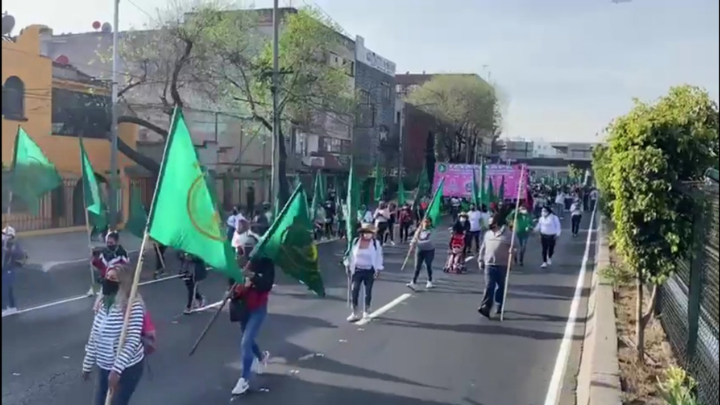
[547,258,552,266]
[406,282,417,289]
[390,241,396,246]
[426,281,434,289]
[252,351,270,375]
[541,262,548,268]
[362,311,371,319]
[86,287,96,296]
[346,312,361,322]
[231,377,250,395]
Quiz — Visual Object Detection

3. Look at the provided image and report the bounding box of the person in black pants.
[179,252,207,314]
[398,204,413,243]
[407,218,435,289]
[535,206,561,268]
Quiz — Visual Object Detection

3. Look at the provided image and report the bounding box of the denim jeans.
[571,214,582,235]
[515,233,529,263]
[413,249,434,283]
[2,270,16,309]
[480,265,507,312]
[94,360,144,405]
[351,270,375,309]
[241,305,267,380]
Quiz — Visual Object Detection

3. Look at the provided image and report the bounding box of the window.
[323,137,350,154]
[295,132,307,155]
[345,60,355,77]
[2,76,26,121]
[51,88,112,139]
[395,111,401,124]
[381,82,391,101]
[359,89,371,104]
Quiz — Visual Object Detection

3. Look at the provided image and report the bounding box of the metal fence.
[1,174,80,232]
[658,180,719,405]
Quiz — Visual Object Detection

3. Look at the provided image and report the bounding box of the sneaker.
[362,311,371,319]
[86,287,96,297]
[478,306,491,319]
[541,262,548,268]
[406,282,417,290]
[547,258,552,266]
[231,377,250,395]
[390,241,396,246]
[2,307,18,316]
[183,308,193,315]
[346,312,361,322]
[252,351,270,375]
[194,296,207,309]
[425,281,434,289]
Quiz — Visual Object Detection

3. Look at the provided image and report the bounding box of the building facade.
[2,25,136,233]
[353,35,396,171]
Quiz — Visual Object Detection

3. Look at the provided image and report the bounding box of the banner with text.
[432,163,528,200]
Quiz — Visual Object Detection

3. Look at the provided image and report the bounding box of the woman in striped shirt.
[83,265,145,405]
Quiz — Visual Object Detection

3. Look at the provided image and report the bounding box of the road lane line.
[356,293,412,326]
[543,205,597,405]
[2,274,182,318]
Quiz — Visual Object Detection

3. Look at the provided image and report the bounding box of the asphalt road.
[1,215,597,405]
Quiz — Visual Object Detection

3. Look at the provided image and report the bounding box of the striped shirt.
[82,300,145,374]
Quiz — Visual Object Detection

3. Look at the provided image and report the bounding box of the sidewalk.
[18,230,143,271]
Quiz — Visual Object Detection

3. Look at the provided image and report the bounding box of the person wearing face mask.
[477,216,514,319]
[83,265,146,405]
[2,226,25,315]
[506,204,534,266]
[467,204,483,255]
[398,203,413,243]
[373,202,391,246]
[535,206,562,268]
[570,198,582,237]
[456,212,471,256]
[91,231,129,295]
[407,218,435,289]
[344,224,384,322]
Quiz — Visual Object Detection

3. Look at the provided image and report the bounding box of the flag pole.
[499,167,526,322]
[400,178,444,272]
[103,232,149,405]
[80,139,99,296]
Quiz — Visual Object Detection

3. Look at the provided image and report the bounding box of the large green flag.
[125,185,147,239]
[252,184,325,296]
[397,178,406,205]
[498,176,506,202]
[424,177,445,228]
[345,159,361,247]
[471,165,481,207]
[79,138,107,230]
[487,177,496,204]
[318,171,327,202]
[9,127,62,213]
[146,108,240,281]
[373,162,385,202]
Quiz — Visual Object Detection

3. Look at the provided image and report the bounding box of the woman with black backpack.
[229,232,273,396]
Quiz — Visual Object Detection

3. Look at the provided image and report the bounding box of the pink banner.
[432,163,528,200]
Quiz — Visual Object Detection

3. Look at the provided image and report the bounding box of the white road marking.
[41,249,141,272]
[356,293,412,326]
[465,256,475,263]
[543,206,597,405]
[1,274,181,318]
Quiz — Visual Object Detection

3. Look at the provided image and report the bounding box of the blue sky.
[4,0,719,142]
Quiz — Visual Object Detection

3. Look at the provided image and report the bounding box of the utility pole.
[109,0,120,228]
[270,0,280,204]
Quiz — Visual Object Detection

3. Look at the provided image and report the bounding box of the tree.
[405,75,499,163]
[567,164,583,183]
[594,85,718,363]
[203,6,355,205]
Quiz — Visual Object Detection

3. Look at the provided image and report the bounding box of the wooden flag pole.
[499,167,526,322]
[189,284,236,356]
[104,232,150,405]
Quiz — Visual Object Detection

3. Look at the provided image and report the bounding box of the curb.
[576,217,623,405]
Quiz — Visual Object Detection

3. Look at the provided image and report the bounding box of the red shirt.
[233,285,269,311]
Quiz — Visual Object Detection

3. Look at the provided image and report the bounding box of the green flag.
[397,178,406,205]
[345,159,361,248]
[487,177,496,204]
[480,158,488,205]
[9,126,62,213]
[252,184,325,296]
[471,165,481,207]
[79,138,107,230]
[125,185,147,239]
[318,171,327,202]
[498,176,506,201]
[146,108,240,281]
[411,164,430,213]
[373,162,385,202]
[424,177,445,228]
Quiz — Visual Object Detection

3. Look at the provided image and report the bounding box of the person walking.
[179,252,207,314]
[82,265,146,405]
[2,226,25,315]
[554,190,566,219]
[398,203,413,243]
[385,202,397,245]
[230,234,273,396]
[373,202,391,246]
[467,204,483,254]
[344,224,384,322]
[570,198,582,237]
[506,204,534,266]
[407,218,435,290]
[535,206,562,268]
[477,216,513,318]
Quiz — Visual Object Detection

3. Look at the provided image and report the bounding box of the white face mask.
[519,208,527,214]
[362,233,374,240]
[459,218,466,223]
[541,211,549,217]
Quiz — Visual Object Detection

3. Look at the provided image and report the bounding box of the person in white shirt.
[359,205,374,225]
[343,224,384,322]
[226,207,240,240]
[467,204,483,254]
[554,192,566,219]
[589,189,599,212]
[373,202,391,246]
[570,198,583,237]
[450,197,461,222]
[534,207,562,268]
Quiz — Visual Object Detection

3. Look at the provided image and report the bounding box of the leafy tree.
[405,74,499,163]
[204,6,355,205]
[567,164,583,183]
[594,85,718,362]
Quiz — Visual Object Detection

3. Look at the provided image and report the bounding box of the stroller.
[443,232,467,274]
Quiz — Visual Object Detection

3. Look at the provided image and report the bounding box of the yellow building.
[2,25,137,234]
